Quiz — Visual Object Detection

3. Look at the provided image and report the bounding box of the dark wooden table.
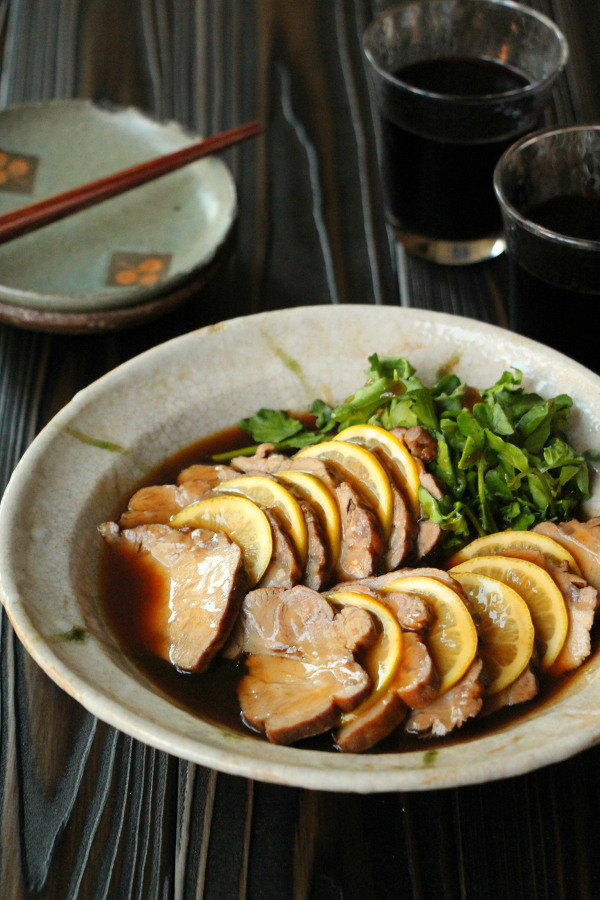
[1,1,600,897]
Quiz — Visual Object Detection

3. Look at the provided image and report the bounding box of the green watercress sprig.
[219,355,593,553]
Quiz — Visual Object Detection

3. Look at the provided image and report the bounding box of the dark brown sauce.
[99,426,595,754]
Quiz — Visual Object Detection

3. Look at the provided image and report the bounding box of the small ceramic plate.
[0,100,237,326]
[2,305,600,793]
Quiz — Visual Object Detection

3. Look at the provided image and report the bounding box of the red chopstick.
[0,119,261,245]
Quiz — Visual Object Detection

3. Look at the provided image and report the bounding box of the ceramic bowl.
[1,305,600,792]
[0,100,237,324]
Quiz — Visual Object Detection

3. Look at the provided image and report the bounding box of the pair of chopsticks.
[0,119,261,245]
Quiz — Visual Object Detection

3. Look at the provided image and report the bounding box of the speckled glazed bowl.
[1,305,600,792]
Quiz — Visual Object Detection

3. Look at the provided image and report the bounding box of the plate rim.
[0,98,238,315]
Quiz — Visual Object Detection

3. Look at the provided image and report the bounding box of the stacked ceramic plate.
[0,100,237,332]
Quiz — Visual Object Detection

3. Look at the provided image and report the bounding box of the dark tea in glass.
[380,56,532,243]
[508,196,600,371]
[495,127,600,374]
[363,0,568,265]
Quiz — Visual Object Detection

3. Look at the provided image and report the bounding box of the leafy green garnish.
[238,409,304,444]
[220,355,593,553]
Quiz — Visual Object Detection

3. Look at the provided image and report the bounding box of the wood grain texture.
[1,1,600,898]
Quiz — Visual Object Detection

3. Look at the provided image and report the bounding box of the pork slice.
[548,563,598,676]
[335,480,385,581]
[330,577,433,634]
[383,566,460,589]
[388,426,443,557]
[335,633,438,753]
[231,443,284,474]
[258,509,302,589]
[364,447,416,570]
[226,584,376,658]
[391,425,438,462]
[534,518,600,591]
[176,462,238,487]
[415,521,443,559]
[234,585,375,744]
[393,632,440,708]
[385,473,417,570]
[356,567,456,632]
[118,481,210,528]
[231,447,340,492]
[298,498,331,590]
[482,663,539,716]
[240,653,370,745]
[404,658,484,737]
[505,547,598,676]
[414,470,443,559]
[98,522,246,672]
[334,684,406,753]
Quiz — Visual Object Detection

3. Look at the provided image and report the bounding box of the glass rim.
[493,124,600,251]
[363,0,569,103]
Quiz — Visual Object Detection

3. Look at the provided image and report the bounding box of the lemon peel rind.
[295,439,394,539]
[383,574,478,694]
[327,590,403,724]
[449,555,569,671]
[169,495,273,586]
[275,469,342,569]
[447,529,581,575]
[215,475,308,567]
[334,424,421,518]
[451,570,535,696]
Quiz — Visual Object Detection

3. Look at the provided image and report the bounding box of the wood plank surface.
[0,1,599,898]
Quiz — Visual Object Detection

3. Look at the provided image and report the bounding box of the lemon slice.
[170,495,272,586]
[295,440,394,538]
[384,575,478,693]
[275,470,341,568]
[449,555,568,670]
[216,475,308,567]
[334,424,421,518]
[451,572,535,696]
[328,590,403,722]
[447,529,581,573]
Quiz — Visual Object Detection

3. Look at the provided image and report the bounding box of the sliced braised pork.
[258,509,302,588]
[230,444,290,476]
[404,658,484,737]
[119,481,209,528]
[483,663,539,716]
[335,480,385,581]
[99,522,246,673]
[232,585,375,744]
[535,518,600,590]
[391,425,438,462]
[501,546,599,676]
[336,567,459,633]
[548,562,598,676]
[331,575,433,633]
[176,462,238,488]
[298,498,331,590]
[335,632,439,753]
[231,446,385,582]
[385,477,417,570]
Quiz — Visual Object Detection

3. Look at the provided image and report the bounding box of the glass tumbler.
[494,125,600,373]
[362,0,568,265]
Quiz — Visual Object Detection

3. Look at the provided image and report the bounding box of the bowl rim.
[2,304,600,792]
